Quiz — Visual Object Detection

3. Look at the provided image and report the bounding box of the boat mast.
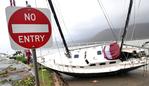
[47,0,71,58]
[120,0,133,52]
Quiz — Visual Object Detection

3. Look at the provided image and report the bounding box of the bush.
[16,55,27,64]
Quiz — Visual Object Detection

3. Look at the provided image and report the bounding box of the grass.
[13,68,53,86]
[39,68,53,86]
[14,54,53,86]
[12,76,35,86]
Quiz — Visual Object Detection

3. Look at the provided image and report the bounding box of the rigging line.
[53,0,75,46]
[52,29,65,72]
[10,0,16,6]
[54,33,63,57]
[47,0,71,58]
[136,0,142,46]
[51,4,66,72]
[34,0,37,7]
[51,0,69,52]
[47,0,66,62]
[97,0,118,42]
[54,38,64,71]
[13,0,16,6]
[46,0,66,52]
[44,0,51,9]
[118,0,127,41]
[10,0,12,6]
[52,20,65,54]
[45,0,65,72]
[138,0,142,8]
[45,0,51,8]
[131,0,142,45]
[130,0,137,41]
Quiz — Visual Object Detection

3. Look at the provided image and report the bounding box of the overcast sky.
[0,0,149,53]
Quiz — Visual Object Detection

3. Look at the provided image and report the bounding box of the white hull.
[38,58,147,76]
[37,43,149,77]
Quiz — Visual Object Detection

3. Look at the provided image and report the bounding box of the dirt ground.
[62,67,149,86]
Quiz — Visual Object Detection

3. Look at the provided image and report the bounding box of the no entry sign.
[6,7,52,49]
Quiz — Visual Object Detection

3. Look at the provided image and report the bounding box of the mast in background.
[10,0,16,6]
[47,0,71,58]
[120,0,133,52]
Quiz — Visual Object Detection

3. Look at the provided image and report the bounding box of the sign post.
[6,7,52,86]
[32,48,39,86]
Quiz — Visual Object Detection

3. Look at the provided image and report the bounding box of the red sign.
[7,7,51,49]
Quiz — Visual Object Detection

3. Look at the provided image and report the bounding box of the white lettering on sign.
[18,35,45,43]
[24,13,36,21]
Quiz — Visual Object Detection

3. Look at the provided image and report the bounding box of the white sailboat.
[37,0,149,77]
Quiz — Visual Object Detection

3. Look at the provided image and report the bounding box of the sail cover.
[103,42,120,60]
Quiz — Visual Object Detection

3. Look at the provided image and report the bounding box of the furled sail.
[103,42,120,60]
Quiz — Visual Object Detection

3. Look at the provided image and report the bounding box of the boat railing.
[69,41,111,51]
[123,44,149,49]
[123,44,149,56]
[69,42,149,51]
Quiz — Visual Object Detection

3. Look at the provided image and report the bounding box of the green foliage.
[12,68,52,86]
[39,68,52,86]
[12,76,35,86]
[0,79,9,84]
[0,70,8,77]
[16,55,27,64]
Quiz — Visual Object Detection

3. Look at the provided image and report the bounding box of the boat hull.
[46,64,146,78]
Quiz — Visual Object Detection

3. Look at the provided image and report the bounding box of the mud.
[63,67,149,86]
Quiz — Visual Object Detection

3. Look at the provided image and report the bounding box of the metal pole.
[120,0,133,52]
[25,1,39,86]
[32,48,40,86]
